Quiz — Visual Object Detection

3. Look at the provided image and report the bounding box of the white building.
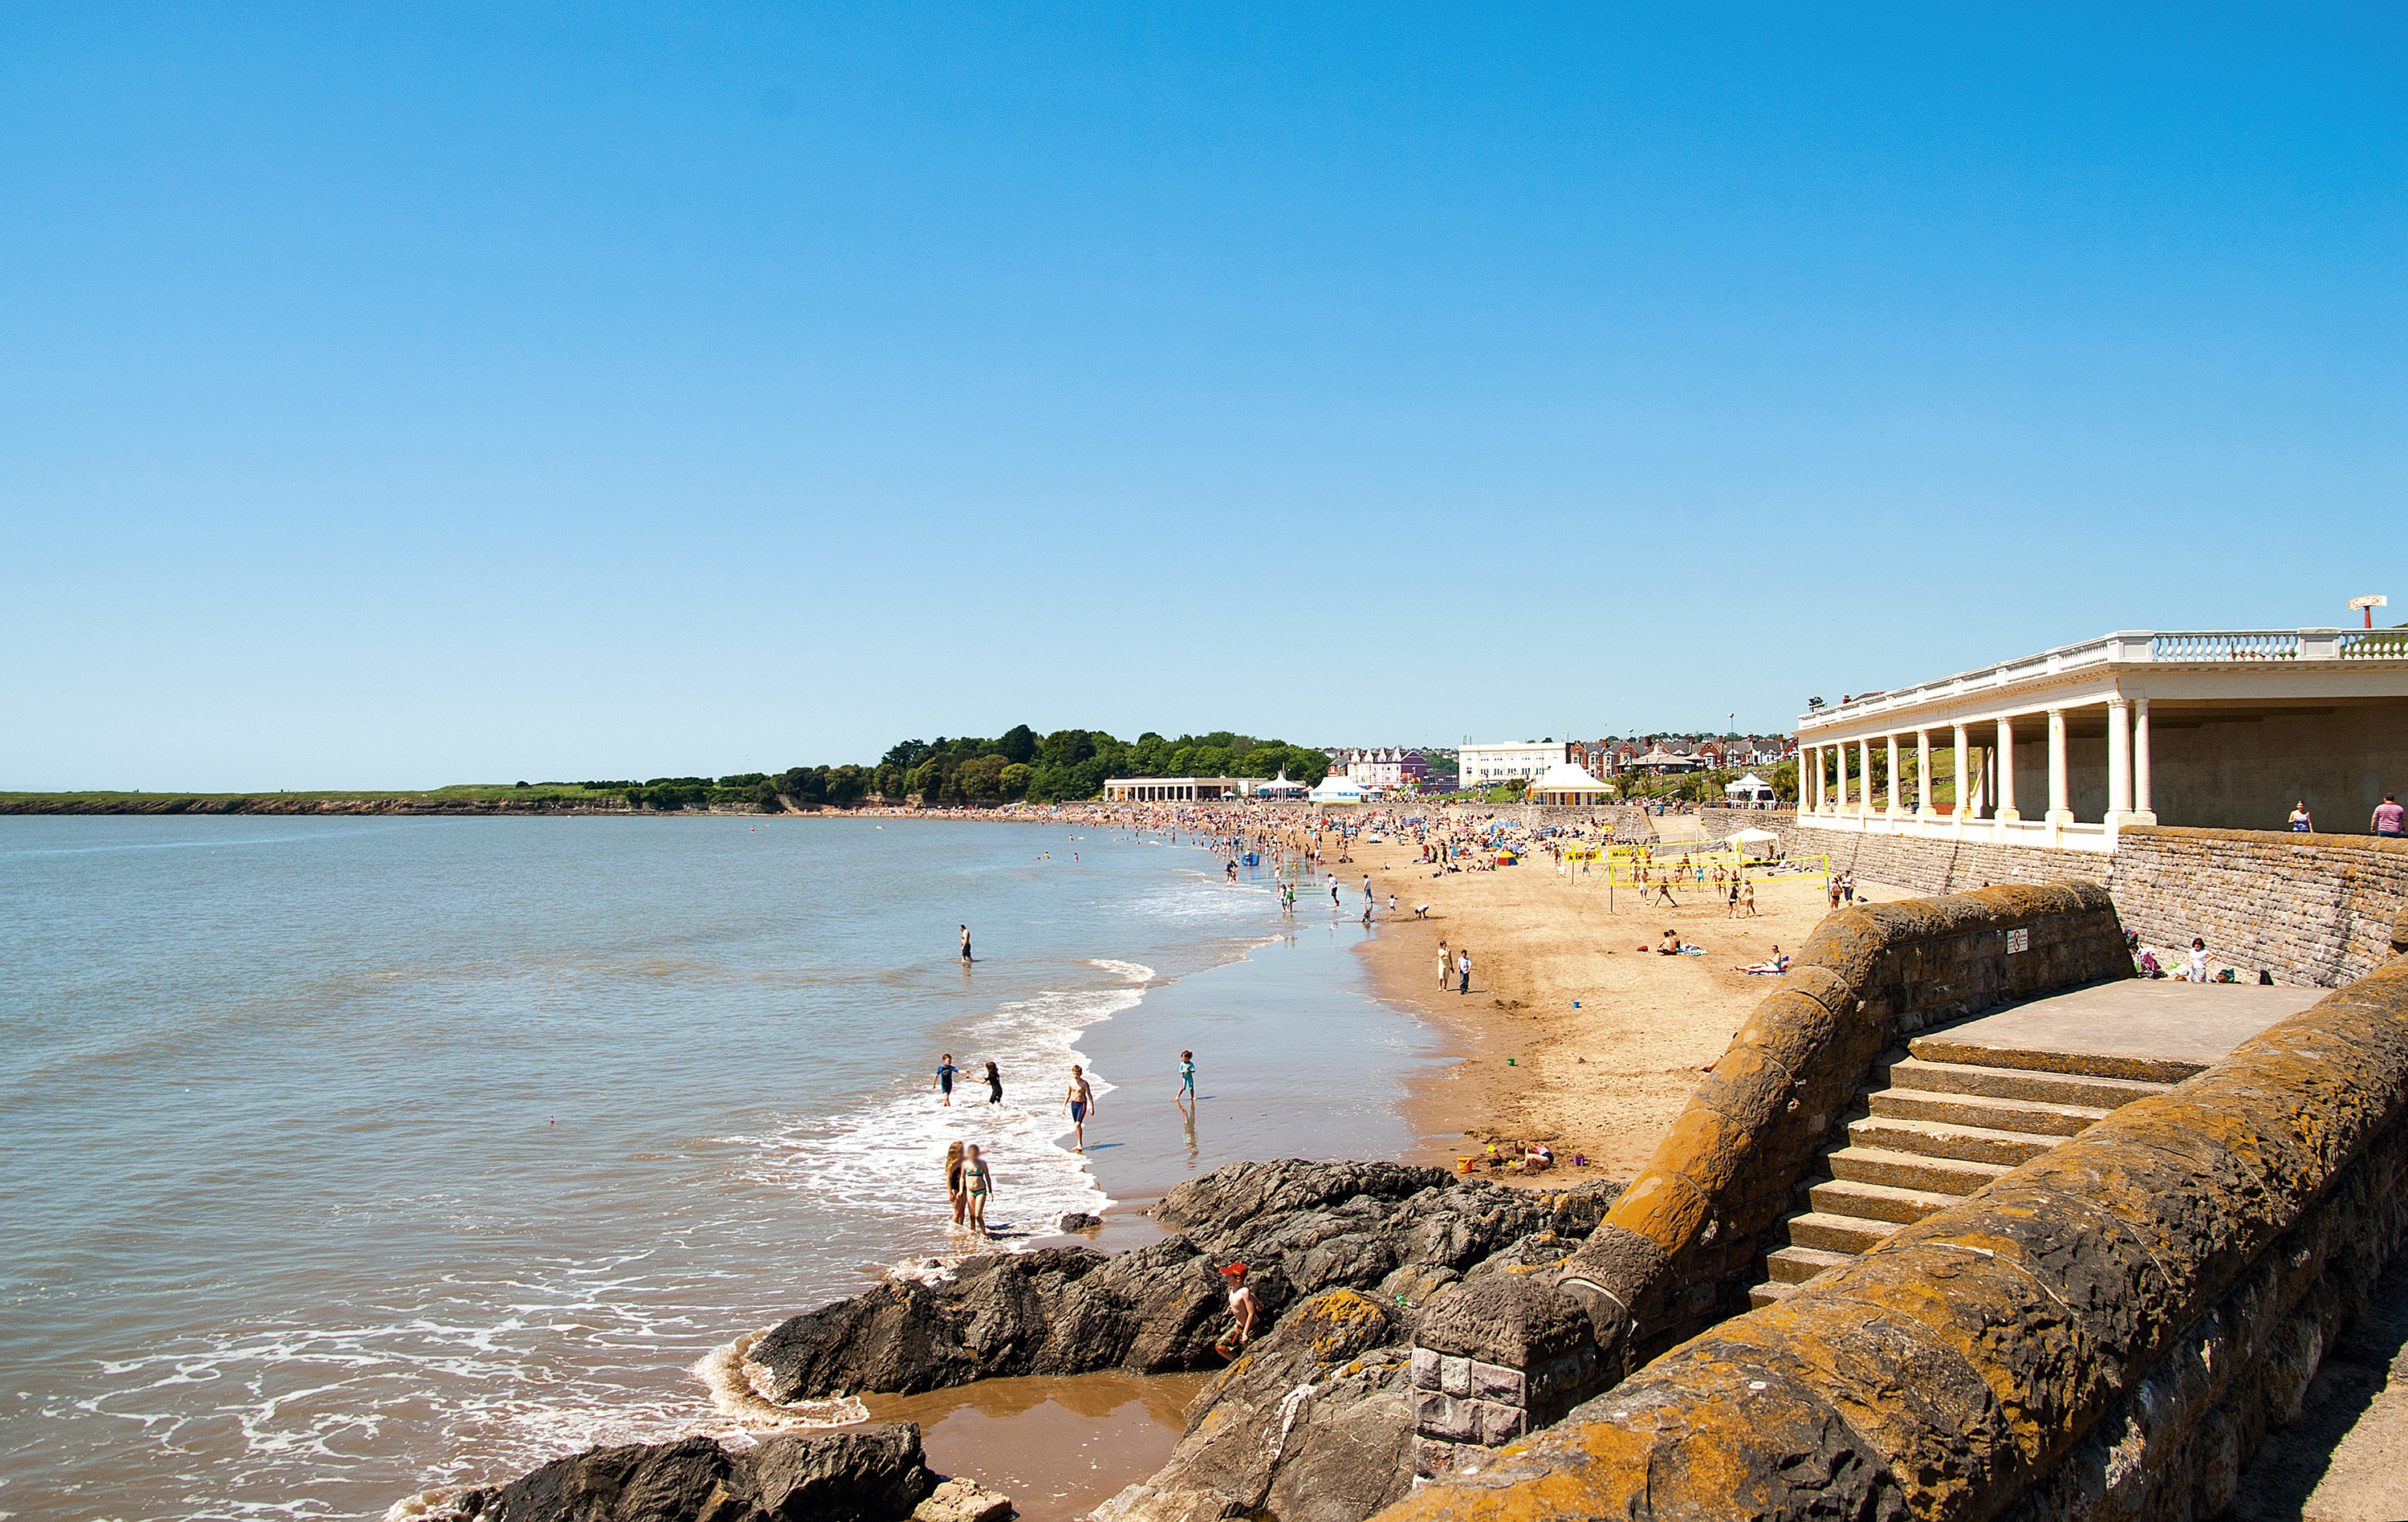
[1793,625,2408,850]
[1456,740,1571,789]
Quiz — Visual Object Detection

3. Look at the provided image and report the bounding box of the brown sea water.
[0,815,1438,1520]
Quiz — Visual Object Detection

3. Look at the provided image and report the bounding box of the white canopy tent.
[1308,775,1367,804]
[1726,826,1784,861]
[1527,761,1614,805]
[1257,771,1309,796]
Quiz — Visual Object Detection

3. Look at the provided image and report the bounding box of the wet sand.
[837,860,1446,1516]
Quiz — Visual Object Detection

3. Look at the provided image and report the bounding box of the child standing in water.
[1178,1050,1196,1106]
[935,1052,957,1107]
[984,1060,1003,1105]
[960,1145,994,1235]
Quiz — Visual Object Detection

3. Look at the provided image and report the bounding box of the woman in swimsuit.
[944,1140,966,1227]
[961,1144,994,1235]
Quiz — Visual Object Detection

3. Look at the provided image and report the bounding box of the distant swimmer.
[1066,1064,1096,1152]
[959,924,972,962]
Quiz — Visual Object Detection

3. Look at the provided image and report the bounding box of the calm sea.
[0,815,1438,1521]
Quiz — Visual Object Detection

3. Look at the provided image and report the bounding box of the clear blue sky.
[4,6,2400,789]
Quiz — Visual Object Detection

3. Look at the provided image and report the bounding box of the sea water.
[0,815,1437,1520]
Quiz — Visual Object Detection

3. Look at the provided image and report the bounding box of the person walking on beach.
[959,925,973,962]
[1330,880,1341,909]
[1066,1065,1096,1152]
[1178,1050,1196,1106]
[1436,939,1450,990]
[984,1060,1003,1105]
[944,1141,967,1227]
[1456,948,1471,995]
[936,1053,958,1107]
[960,1144,995,1235]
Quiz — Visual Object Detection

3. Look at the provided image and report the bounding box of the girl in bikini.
[961,1144,994,1235]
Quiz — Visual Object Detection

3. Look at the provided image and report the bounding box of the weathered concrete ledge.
[1382,954,2408,1522]
[1410,883,2133,1479]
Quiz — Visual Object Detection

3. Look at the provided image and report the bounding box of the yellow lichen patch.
[1304,1288,1393,1362]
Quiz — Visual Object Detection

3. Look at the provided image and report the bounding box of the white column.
[2045,707,2073,827]
[1952,724,1970,819]
[2105,697,2133,830]
[2133,698,2155,824]
[1916,730,1935,816]
[1857,739,1873,817]
[1832,745,1845,812]
[1884,735,1901,820]
[1995,716,2019,821]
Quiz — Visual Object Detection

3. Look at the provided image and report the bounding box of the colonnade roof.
[1797,627,2408,745]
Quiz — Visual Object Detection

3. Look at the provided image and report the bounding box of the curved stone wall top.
[1385,955,2408,1522]
[1554,882,2131,1365]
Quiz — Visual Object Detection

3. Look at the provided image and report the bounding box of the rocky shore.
[419,1159,1621,1522]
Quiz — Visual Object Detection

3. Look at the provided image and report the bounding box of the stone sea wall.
[1777,820,2408,987]
[1410,884,2132,1482]
[2109,826,2408,987]
[1383,954,2408,1522]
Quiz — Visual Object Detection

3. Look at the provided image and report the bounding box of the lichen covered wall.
[1383,956,2408,1522]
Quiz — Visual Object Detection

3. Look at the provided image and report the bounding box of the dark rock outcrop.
[1093,1288,1418,1522]
[747,1160,1621,1402]
[449,1424,946,1522]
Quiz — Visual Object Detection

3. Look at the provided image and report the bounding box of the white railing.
[1800,625,2407,732]
[2341,629,2408,661]
[2150,630,2300,661]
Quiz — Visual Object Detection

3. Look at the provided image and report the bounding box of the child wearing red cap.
[1212,1262,1257,1357]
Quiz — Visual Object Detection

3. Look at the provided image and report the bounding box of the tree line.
[589,727,1335,811]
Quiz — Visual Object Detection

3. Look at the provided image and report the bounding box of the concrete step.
[1808,1177,1961,1226]
[1780,1211,1895,1255]
[1846,1114,2063,1167]
[1906,1032,2207,1085]
[1765,1244,1854,1284]
[1865,1085,2113,1137]
[1824,1143,2014,1197]
[1748,1279,1802,1309]
[1871,1054,2174,1111]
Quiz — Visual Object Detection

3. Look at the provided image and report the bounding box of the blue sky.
[4,6,2401,788]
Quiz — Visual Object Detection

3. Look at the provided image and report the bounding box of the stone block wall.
[1784,817,2115,893]
[1378,955,2408,1522]
[2108,827,2408,987]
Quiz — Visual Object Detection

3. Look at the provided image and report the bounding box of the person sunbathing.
[1658,930,1682,954]
[1740,946,1791,975]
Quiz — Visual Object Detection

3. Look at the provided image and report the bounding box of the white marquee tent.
[1527,761,1615,804]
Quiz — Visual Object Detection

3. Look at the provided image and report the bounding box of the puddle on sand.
[862,1369,1214,1522]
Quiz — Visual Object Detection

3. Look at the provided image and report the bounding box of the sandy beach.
[1266,811,1910,1182]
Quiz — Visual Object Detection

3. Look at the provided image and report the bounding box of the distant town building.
[1341,747,1429,792]
[1457,740,1572,788]
[1102,776,1256,802]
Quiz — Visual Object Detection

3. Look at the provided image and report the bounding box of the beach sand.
[1328,828,1912,1181]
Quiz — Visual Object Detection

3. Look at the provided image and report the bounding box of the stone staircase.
[1747,1042,2178,1308]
